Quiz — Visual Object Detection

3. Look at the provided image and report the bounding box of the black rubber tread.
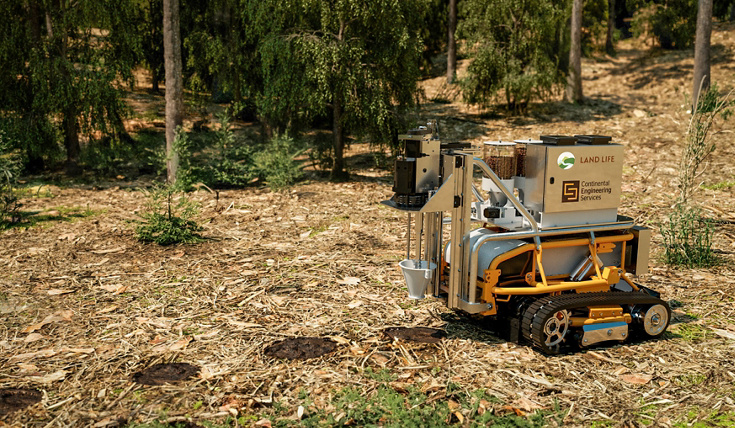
[521,291,669,354]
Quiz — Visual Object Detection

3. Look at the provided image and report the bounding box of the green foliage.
[80,133,163,177]
[660,204,718,268]
[280,386,557,428]
[187,114,257,188]
[182,0,260,105]
[458,0,569,112]
[169,118,302,191]
[0,0,141,169]
[0,129,22,227]
[679,85,733,204]
[630,0,697,49]
[252,135,303,191]
[582,0,613,54]
[135,185,204,245]
[252,0,427,174]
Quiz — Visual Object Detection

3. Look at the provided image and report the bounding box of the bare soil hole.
[132,363,200,386]
[383,327,447,343]
[0,388,42,415]
[264,337,337,360]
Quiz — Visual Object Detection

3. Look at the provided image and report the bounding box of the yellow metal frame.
[478,233,637,304]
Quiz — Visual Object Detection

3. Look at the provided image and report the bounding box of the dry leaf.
[100,284,129,294]
[711,328,735,341]
[169,336,192,351]
[17,363,39,372]
[448,399,460,411]
[329,336,350,344]
[254,419,272,428]
[22,310,74,333]
[226,319,262,328]
[61,347,95,354]
[194,330,220,340]
[58,233,76,241]
[620,373,652,385]
[152,336,192,353]
[47,289,75,296]
[90,247,125,254]
[513,396,543,412]
[24,333,45,343]
[88,258,110,267]
[10,349,57,362]
[136,317,172,329]
[95,306,118,315]
[31,369,67,384]
[336,276,361,286]
[347,300,363,308]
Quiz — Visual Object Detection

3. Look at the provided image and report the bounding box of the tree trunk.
[151,68,160,93]
[565,0,584,103]
[62,106,81,175]
[331,97,346,180]
[447,0,457,84]
[692,0,713,110]
[163,0,183,184]
[606,0,615,55]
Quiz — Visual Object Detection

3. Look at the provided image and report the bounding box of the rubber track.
[521,292,669,354]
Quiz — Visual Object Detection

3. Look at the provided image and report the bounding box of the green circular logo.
[557,152,575,170]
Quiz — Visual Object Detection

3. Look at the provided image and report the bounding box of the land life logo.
[562,180,580,203]
[558,152,575,169]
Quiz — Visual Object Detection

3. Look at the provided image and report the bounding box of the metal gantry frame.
[408,151,641,315]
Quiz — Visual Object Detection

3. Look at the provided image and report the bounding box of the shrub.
[630,0,697,49]
[135,185,203,245]
[662,86,732,268]
[252,135,303,191]
[679,84,733,204]
[174,115,256,189]
[660,204,717,267]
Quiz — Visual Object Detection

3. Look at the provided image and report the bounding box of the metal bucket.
[399,259,437,299]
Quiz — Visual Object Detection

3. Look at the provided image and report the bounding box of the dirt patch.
[264,337,338,360]
[0,388,42,415]
[383,327,447,343]
[132,363,200,386]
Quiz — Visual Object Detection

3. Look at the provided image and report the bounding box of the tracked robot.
[384,121,670,354]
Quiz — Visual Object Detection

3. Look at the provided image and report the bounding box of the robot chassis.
[384,122,670,354]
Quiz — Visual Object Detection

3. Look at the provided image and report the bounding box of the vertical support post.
[425,212,443,297]
[406,213,411,261]
[448,153,473,309]
[414,212,424,266]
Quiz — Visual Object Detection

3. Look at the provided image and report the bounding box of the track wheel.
[535,309,570,353]
[633,303,671,338]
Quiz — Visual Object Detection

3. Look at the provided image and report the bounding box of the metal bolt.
[607,329,613,336]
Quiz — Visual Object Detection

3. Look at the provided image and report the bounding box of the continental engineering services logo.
[562,180,580,203]
[557,152,575,169]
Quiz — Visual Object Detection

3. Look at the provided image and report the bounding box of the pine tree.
[253,0,426,179]
[0,0,140,173]
[459,0,569,112]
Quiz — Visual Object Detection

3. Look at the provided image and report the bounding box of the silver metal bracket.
[456,298,492,314]
[580,321,628,346]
